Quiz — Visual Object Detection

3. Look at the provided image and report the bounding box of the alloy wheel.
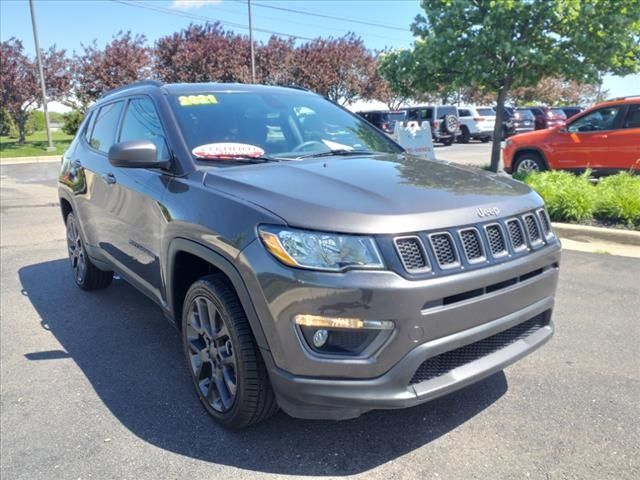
[186,296,237,413]
[67,219,86,284]
[516,158,541,174]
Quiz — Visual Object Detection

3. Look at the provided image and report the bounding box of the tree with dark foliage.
[0,38,71,143]
[72,31,151,110]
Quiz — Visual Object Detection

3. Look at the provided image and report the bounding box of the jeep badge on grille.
[477,207,500,217]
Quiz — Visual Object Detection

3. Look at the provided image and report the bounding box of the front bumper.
[267,302,553,419]
[237,239,560,419]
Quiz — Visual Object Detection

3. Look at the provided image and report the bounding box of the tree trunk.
[16,113,27,145]
[490,83,510,172]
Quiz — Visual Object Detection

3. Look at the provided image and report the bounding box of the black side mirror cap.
[108,140,171,169]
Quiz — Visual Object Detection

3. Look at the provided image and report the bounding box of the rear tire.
[513,152,546,176]
[442,137,454,146]
[481,136,491,143]
[66,213,113,290]
[182,274,278,429]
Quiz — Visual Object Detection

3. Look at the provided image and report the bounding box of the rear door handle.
[102,173,117,185]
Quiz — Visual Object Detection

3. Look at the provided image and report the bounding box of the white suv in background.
[457,106,496,143]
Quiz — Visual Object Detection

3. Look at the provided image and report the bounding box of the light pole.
[248,0,256,83]
[28,0,55,152]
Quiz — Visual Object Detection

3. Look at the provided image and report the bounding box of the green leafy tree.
[407,0,640,171]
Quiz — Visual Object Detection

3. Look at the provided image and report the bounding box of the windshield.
[170,90,402,159]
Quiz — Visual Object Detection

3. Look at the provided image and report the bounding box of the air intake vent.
[429,233,459,268]
[523,214,543,246]
[485,224,507,257]
[409,313,549,384]
[395,237,429,272]
[507,219,526,251]
[459,228,484,263]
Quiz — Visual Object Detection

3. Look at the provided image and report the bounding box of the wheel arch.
[513,147,549,169]
[166,238,270,351]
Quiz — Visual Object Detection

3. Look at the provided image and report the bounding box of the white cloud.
[170,0,222,10]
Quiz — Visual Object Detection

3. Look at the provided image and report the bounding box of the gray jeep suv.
[59,81,560,428]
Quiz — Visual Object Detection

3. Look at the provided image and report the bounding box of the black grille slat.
[409,314,549,384]
[507,219,525,250]
[430,233,458,267]
[524,214,541,243]
[460,229,483,262]
[485,224,507,257]
[395,237,428,271]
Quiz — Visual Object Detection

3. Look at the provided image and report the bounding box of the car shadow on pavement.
[19,259,508,476]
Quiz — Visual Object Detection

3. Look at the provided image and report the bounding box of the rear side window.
[623,104,640,129]
[477,108,495,116]
[459,109,471,117]
[89,102,124,153]
[119,97,170,161]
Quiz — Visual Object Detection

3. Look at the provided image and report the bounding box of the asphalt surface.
[1,162,639,480]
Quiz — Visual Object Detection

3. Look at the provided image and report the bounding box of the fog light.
[294,314,394,330]
[312,329,329,348]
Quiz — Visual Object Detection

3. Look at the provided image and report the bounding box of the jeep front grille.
[459,228,484,263]
[507,219,526,251]
[537,209,552,238]
[485,224,507,257]
[393,209,554,275]
[523,214,543,246]
[409,312,550,384]
[394,236,429,272]
[429,233,458,268]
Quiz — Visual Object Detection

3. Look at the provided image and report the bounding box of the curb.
[552,222,640,247]
[0,155,61,166]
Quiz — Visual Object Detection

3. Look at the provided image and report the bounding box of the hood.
[203,154,542,234]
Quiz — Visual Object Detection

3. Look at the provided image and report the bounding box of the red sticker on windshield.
[192,143,265,159]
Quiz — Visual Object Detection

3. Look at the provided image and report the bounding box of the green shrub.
[594,172,640,227]
[524,170,595,222]
[27,110,46,132]
[62,110,85,135]
[0,109,17,137]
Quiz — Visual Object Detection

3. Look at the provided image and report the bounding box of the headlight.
[258,226,384,272]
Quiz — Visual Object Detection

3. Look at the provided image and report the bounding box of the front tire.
[182,274,278,428]
[66,213,113,290]
[513,152,546,175]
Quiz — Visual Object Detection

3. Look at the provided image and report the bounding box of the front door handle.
[102,173,117,185]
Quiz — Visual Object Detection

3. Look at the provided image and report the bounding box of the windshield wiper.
[195,154,282,163]
[294,149,374,159]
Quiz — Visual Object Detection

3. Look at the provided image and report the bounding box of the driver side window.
[119,97,170,161]
[568,107,622,133]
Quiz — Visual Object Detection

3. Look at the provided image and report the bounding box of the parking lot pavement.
[434,140,496,168]
[1,163,639,480]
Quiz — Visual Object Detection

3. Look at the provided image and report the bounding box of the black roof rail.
[99,80,163,99]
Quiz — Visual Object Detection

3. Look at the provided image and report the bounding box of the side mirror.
[108,140,170,169]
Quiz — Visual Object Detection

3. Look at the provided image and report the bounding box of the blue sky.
[1,0,637,98]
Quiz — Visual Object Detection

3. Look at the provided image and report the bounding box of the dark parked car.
[528,106,567,130]
[558,106,584,119]
[357,110,407,134]
[59,81,560,428]
[402,105,460,145]
[509,107,536,134]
